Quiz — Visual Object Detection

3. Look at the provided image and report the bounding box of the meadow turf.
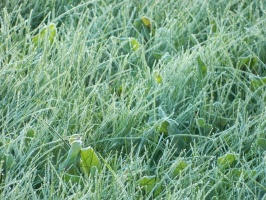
[1,0,266,199]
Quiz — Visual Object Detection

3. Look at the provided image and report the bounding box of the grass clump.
[1,0,266,199]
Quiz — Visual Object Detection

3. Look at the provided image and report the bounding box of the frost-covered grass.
[1,0,266,199]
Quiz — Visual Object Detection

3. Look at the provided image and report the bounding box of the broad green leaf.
[155,74,162,84]
[139,175,156,186]
[171,160,188,177]
[129,37,140,51]
[237,56,258,70]
[217,153,238,168]
[156,120,169,133]
[154,183,163,197]
[230,169,257,180]
[26,128,35,138]
[257,138,266,150]
[141,16,151,28]
[32,23,57,46]
[80,146,101,176]
[60,141,82,173]
[25,128,35,145]
[197,56,207,78]
[134,17,154,40]
[32,34,39,45]
[139,175,156,193]
[250,77,266,91]
[210,19,217,33]
[154,71,162,84]
[3,153,15,168]
[196,118,206,127]
[47,23,57,43]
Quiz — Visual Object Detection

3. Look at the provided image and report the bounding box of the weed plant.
[1,0,266,199]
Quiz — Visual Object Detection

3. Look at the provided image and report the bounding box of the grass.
[1,0,266,199]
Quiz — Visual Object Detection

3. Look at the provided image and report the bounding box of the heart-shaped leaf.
[141,16,151,28]
[196,118,206,127]
[80,146,101,176]
[217,153,238,168]
[156,120,169,133]
[32,23,57,47]
[250,77,266,91]
[171,160,188,177]
[129,37,140,51]
[139,175,157,193]
[154,71,162,84]
[25,128,35,146]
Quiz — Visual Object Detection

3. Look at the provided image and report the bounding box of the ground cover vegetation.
[1,0,266,199]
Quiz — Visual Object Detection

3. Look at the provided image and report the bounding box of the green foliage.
[139,175,157,193]
[32,23,57,47]
[217,153,238,169]
[1,0,266,199]
[58,134,102,179]
[129,38,140,51]
[257,138,266,150]
[154,70,163,84]
[229,169,257,181]
[197,56,208,78]
[60,141,82,174]
[156,120,169,133]
[138,175,163,197]
[25,128,35,146]
[80,146,101,176]
[250,77,266,91]
[170,160,188,177]
[237,56,259,71]
[196,118,206,128]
